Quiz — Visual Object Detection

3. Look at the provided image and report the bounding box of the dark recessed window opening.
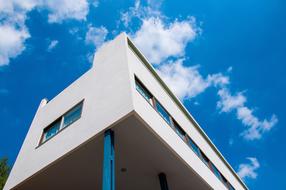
[201,152,211,167]
[135,78,153,105]
[172,119,186,140]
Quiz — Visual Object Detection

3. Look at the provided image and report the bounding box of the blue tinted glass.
[45,120,60,140]
[63,103,82,128]
[173,121,185,140]
[188,138,201,156]
[229,184,235,190]
[136,81,152,102]
[211,163,222,180]
[155,101,171,125]
[201,152,210,166]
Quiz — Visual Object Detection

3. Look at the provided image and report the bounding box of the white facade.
[4,33,248,190]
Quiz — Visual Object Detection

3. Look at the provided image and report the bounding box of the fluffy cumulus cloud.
[217,88,246,112]
[132,17,198,64]
[157,59,229,100]
[85,25,108,48]
[237,157,260,180]
[0,0,91,66]
[120,0,161,27]
[217,88,278,140]
[0,25,30,66]
[43,0,89,23]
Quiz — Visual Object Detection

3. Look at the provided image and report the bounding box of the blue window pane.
[221,174,229,187]
[155,101,171,125]
[63,103,82,128]
[136,80,152,103]
[44,120,61,141]
[201,152,210,167]
[188,138,201,156]
[229,184,235,190]
[173,121,185,140]
[211,163,223,181]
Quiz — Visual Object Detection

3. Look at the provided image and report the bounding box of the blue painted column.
[159,173,169,190]
[102,129,115,190]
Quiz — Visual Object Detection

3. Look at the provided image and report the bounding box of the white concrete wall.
[4,33,134,190]
[126,41,246,190]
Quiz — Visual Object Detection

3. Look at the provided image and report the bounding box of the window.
[135,78,153,105]
[155,101,171,125]
[221,175,229,187]
[188,138,201,157]
[43,119,61,142]
[63,103,83,128]
[211,163,223,181]
[40,101,83,144]
[172,120,186,140]
[201,152,211,167]
[228,184,235,190]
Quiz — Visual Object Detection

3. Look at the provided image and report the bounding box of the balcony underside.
[13,115,211,190]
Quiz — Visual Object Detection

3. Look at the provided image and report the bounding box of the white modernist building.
[4,33,248,190]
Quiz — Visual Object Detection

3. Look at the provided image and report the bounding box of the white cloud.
[132,17,198,64]
[91,0,99,8]
[120,0,161,28]
[43,0,89,23]
[122,1,199,65]
[157,59,229,100]
[0,0,92,66]
[217,88,246,112]
[217,88,278,140]
[0,0,90,24]
[47,40,58,51]
[85,25,108,48]
[157,59,209,99]
[237,157,260,180]
[238,107,278,140]
[207,73,230,87]
[0,24,30,66]
[120,0,141,27]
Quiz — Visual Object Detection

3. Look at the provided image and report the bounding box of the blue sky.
[0,0,285,189]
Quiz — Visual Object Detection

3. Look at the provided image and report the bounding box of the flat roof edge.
[126,37,248,190]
